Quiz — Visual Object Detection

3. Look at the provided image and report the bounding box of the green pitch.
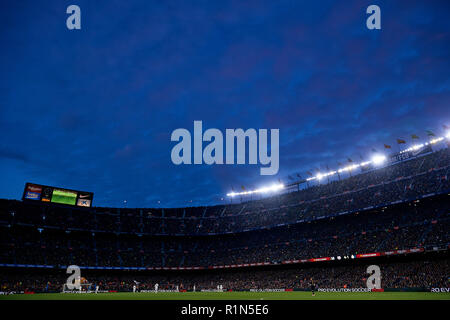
[1,291,449,300]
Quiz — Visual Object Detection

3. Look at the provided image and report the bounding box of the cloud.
[0,0,449,207]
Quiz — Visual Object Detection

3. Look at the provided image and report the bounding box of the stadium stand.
[0,147,448,291]
[0,254,448,292]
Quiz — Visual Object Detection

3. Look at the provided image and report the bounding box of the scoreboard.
[22,183,94,207]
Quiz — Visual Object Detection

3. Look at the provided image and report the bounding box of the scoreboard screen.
[22,183,94,208]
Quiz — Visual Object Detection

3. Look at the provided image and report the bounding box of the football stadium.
[1,1,450,317]
[1,141,449,300]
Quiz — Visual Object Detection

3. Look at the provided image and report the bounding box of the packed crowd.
[0,194,448,268]
[1,257,448,293]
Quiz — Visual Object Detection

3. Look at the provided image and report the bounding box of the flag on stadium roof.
[384,144,392,149]
[396,139,406,144]
[426,130,436,136]
[411,134,419,139]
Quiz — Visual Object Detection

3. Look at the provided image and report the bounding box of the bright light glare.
[227,133,447,197]
[227,183,284,197]
[371,154,386,165]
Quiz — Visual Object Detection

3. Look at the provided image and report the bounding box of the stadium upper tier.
[1,147,449,235]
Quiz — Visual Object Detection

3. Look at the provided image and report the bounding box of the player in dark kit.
[310,278,316,296]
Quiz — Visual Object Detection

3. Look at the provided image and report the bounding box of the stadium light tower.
[371,154,387,166]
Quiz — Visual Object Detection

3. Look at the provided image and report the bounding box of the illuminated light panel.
[371,154,387,166]
[226,134,447,196]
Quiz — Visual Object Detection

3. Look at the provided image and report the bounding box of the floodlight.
[226,183,284,197]
[226,132,446,198]
[371,154,386,166]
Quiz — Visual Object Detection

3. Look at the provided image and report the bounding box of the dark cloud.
[0,148,29,162]
[0,0,449,207]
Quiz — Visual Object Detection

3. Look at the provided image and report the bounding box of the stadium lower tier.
[0,253,448,293]
[0,194,448,269]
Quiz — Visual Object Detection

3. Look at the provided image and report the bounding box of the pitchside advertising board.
[22,183,94,208]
